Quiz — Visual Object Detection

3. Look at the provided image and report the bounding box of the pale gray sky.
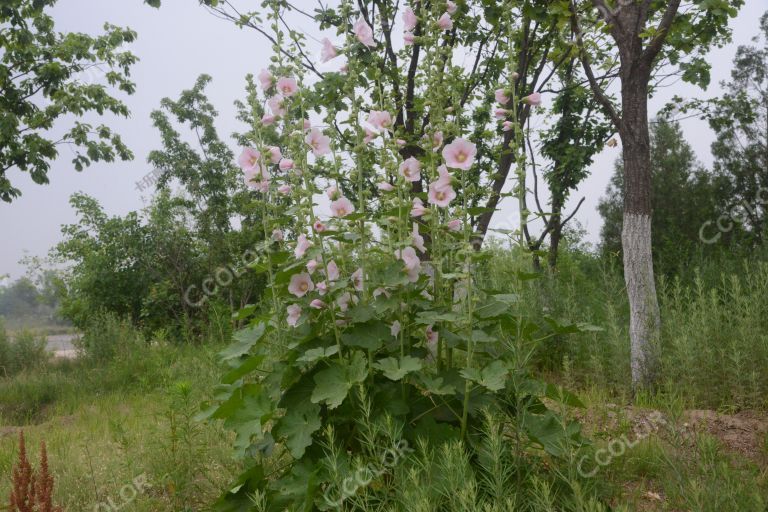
[0,0,765,280]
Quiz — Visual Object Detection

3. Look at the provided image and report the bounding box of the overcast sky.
[0,0,765,280]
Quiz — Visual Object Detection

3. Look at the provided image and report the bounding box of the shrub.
[0,326,49,378]
[76,310,143,363]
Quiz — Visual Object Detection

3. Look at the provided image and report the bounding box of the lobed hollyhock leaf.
[373,356,423,381]
[220,323,267,361]
[297,345,339,363]
[311,351,368,409]
[460,360,509,392]
[273,402,322,458]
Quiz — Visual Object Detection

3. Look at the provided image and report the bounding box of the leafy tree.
[0,0,137,202]
[598,119,727,275]
[571,0,743,389]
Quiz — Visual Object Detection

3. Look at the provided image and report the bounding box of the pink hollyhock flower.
[279,158,295,171]
[337,292,353,312]
[243,165,270,192]
[268,146,282,164]
[494,108,510,120]
[378,181,395,192]
[411,197,427,217]
[278,184,292,195]
[412,223,426,253]
[261,114,276,126]
[268,95,286,117]
[272,229,284,241]
[446,1,458,14]
[310,299,327,309]
[407,266,420,283]
[373,287,390,298]
[364,128,377,144]
[351,268,363,291]
[396,246,421,270]
[502,121,513,132]
[330,197,355,218]
[403,7,418,31]
[432,131,444,152]
[307,259,320,274]
[294,234,312,258]
[437,13,453,30]
[404,31,416,45]
[306,128,331,156]
[367,110,393,132]
[397,139,407,146]
[238,148,261,171]
[391,320,401,337]
[426,325,438,344]
[447,219,462,231]
[313,220,327,233]
[320,38,339,63]
[276,77,298,97]
[435,164,452,188]
[257,69,273,90]
[326,260,340,282]
[316,280,328,295]
[522,92,542,106]
[326,185,339,200]
[442,137,477,170]
[288,272,314,298]
[287,304,302,327]
[428,180,456,207]
[495,88,510,105]
[303,119,312,130]
[354,17,376,47]
[399,157,422,182]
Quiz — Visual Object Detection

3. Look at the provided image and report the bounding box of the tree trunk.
[620,69,661,390]
[547,192,564,270]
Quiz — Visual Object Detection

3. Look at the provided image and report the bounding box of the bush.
[76,310,144,362]
[0,324,49,378]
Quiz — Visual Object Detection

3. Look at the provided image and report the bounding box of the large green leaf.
[311,351,368,409]
[340,321,389,350]
[219,323,267,361]
[273,402,322,458]
[460,360,509,392]
[373,356,423,381]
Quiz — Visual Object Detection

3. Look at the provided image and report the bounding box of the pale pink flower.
[261,114,276,126]
[428,180,456,207]
[437,13,453,30]
[373,287,390,298]
[287,304,302,327]
[257,69,273,90]
[351,268,364,291]
[494,108,510,120]
[502,121,513,132]
[412,223,426,253]
[310,299,327,309]
[268,95,286,117]
[399,157,422,182]
[325,185,340,200]
[279,158,295,171]
[238,148,261,171]
[397,139,407,146]
[307,259,320,274]
[378,181,395,192]
[306,128,331,156]
[243,165,270,192]
[313,220,327,233]
[337,292,354,312]
[431,131,444,152]
[278,184,292,195]
[367,110,393,132]
[411,197,427,217]
[495,88,510,105]
[446,1,457,14]
[326,260,340,282]
[396,246,421,270]
[330,197,356,218]
[354,17,376,47]
[320,38,339,63]
[442,137,477,170]
[447,219,462,231]
[426,325,439,344]
[276,77,299,97]
[316,280,328,295]
[364,128,377,144]
[403,7,418,31]
[435,164,452,188]
[522,92,542,106]
[404,31,416,45]
[391,320,401,337]
[288,273,314,298]
[303,119,312,130]
[294,234,312,258]
[268,146,282,164]
[272,229,284,241]
[407,267,420,283]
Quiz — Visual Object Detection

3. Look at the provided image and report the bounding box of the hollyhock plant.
[354,17,375,47]
[330,197,355,217]
[279,158,294,171]
[257,68,273,90]
[238,147,261,171]
[442,137,477,170]
[523,92,542,106]
[286,304,301,327]
[399,156,422,182]
[495,88,510,105]
[276,77,298,97]
[428,179,456,207]
[404,31,416,45]
[412,223,427,253]
[403,7,417,31]
[351,268,363,291]
[267,146,282,163]
[268,95,286,117]
[288,273,314,297]
[294,234,311,258]
[310,299,327,309]
[320,38,338,63]
[326,260,340,282]
[367,110,393,132]
[411,197,428,217]
[447,219,462,231]
[306,128,331,156]
[377,181,395,192]
[313,220,327,232]
[437,13,453,30]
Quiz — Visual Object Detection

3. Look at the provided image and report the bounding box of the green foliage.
[0,324,48,378]
[76,310,143,363]
[0,0,137,201]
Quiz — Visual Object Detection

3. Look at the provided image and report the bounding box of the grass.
[0,343,240,511]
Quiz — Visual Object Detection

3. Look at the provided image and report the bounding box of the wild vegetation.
[1,0,767,511]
